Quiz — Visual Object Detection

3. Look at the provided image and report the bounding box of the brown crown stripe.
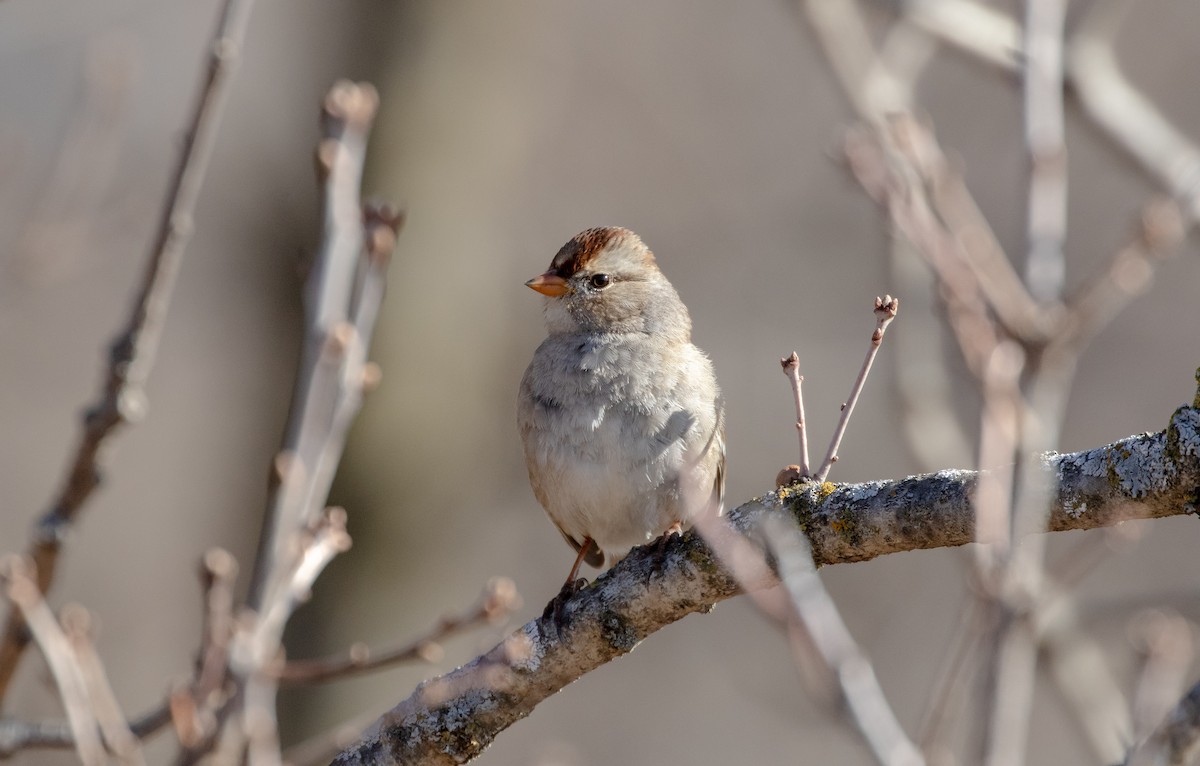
[550,226,628,278]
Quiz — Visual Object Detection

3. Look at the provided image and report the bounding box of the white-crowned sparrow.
[518,227,725,586]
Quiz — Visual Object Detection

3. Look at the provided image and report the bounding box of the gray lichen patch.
[1058,445,1110,480]
[1173,408,1200,457]
[1111,433,1172,498]
[841,481,885,503]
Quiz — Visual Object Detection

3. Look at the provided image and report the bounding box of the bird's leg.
[565,537,594,586]
[542,538,595,637]
[655,521,683,555]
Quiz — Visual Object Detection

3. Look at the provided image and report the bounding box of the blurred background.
[2,0,1200,763]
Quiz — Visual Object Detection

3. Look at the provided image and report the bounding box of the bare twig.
[278,577,520,685]
[779,352,811,479]
[1022,0,1069,302]
[899,0,1021,71]
[815,296,898,482]
[172,548,239,756]
[245,80,390,609]
[61,605,146,766]
[202,79,401,766]
[761,513,925,766]
[238,508,352,766]
[0,558,104,766]
[0,0,259,702]
[0,705,171,758]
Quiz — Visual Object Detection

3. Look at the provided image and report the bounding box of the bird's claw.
[542,577,587,640]
[645,523,684,586]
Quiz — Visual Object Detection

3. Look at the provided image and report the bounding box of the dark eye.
[589,273,611,289]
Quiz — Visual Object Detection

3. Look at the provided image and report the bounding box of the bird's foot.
[645,521,684,585]
[542,577,587,640]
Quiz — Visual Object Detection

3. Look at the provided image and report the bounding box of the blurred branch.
[61,605,145,766]
[0,0,258,703]
[1129,611,1194,745]
[0,559,104,765]
[1068,0,1200,224]
[245,80,396,609]
[277,578,520,686]
[0,707,171,758]
[884,0,1200,226]
[762,513,924,766]
[200,79,401,766]
[1126,679,1200,766]
[332,400,1200,765]
[1022,0,1068,302]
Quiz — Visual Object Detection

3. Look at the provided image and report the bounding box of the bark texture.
[332,404,1200,766]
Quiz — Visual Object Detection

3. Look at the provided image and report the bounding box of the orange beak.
[525,271,570,297]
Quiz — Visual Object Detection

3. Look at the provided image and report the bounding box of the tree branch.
[0,0,258,702]
[332,403,1200,765]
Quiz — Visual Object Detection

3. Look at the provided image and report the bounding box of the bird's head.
[526,227,690,340]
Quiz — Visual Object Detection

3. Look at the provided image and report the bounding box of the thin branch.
[208,79,399,766]
[780,352,811,478]
[815,296,898,482]
[1021,0,1069,302]
[245,80,388,609]
[238,508,352,766]
[0,0,258,702]
[332,401,1200,765]
[0,704,171,758]
[0,559,104,766]
[172,548,239,756]
[898,0,1022,71]
[761,513,925,766]
[278,578,520,686]
[61,605,146,766]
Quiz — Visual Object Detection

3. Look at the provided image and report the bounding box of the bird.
[517,226,725,592]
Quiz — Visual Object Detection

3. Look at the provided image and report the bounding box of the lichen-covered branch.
[332,404,1200,766]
